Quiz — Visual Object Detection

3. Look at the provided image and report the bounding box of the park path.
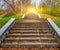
[24,13,39,20]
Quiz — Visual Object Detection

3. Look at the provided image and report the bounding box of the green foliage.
[41,0,60,17]
[41,14,60,28]
[0,14,23,28]
[0,13,3,15]
[4,11,16,17]
[52,17,60,27]
[42,7,60,17]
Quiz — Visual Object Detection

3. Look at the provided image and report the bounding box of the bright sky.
[32,0,41,7]
[0,0,41,9]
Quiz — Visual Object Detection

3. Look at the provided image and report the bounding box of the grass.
[41,14,60,28]
[0,13,60,28]
[0,14,23,28]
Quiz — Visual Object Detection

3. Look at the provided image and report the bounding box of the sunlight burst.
[28,8,36,13]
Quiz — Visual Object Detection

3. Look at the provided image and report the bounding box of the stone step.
[12,23,49,28]
[11,28,49,30]
[9,30,51,33]
[7,32,52,34]
[1,43,58,47]
[4,38,55,41]
[6,34,53,38]
[12,26,49,28]
[14,21,47,23]
[3,38,57,44]
[7,34,52,36]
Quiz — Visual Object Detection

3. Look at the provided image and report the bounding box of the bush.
[42,7,60,17]
[4,11,16,17]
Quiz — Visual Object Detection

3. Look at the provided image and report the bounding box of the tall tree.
[4,0,15,11]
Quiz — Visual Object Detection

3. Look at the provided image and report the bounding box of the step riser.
[3,40,56,42]
[9,32,51,34]
[1,43,58,47]
[12,28,49,30]
[0,47,60,50]
[4,38,55,41]
[6,34,52,36]
[6,35,53,38]
[9,31,51,33]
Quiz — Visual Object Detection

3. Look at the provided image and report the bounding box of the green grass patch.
[52,17,60,28]
[0,14,23,28]
[41,14,60,28]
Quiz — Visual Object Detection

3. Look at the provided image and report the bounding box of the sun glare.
[28,8,36,13]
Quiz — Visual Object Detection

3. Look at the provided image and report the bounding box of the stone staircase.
[0,18,60,50]
[0,13,60,50]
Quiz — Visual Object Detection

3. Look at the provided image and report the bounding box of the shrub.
[4,11,16,17]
